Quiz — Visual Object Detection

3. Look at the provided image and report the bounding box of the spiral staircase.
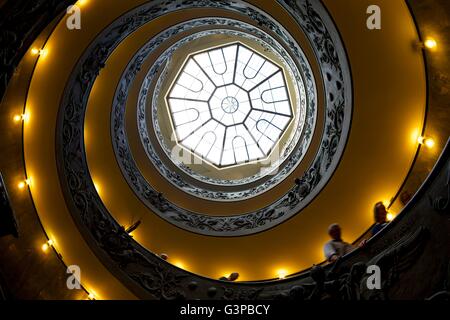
[0,0,449,300]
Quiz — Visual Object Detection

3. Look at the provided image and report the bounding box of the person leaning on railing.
[323,223,355,263]
[324,201,393,262]
[357,201,392,248]
[371,201,389,236]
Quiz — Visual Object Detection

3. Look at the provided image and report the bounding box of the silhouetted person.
[371,201,389,236]
[323,223,354,262]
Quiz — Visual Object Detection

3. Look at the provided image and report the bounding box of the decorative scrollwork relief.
[58,0,352,237]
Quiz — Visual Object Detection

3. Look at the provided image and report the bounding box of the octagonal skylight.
[166,42,293,168]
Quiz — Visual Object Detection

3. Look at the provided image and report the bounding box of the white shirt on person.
[323,239,354,261]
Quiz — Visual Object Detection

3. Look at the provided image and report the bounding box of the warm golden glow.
[18,178,31,190]
[88,292,96,300]
[277,269,288,279]
[42,239,54,252]
[41,243,49,252]
[40,49,48,58]
[173,261,185,269]
[93,181,101,195]
[14,113,29,123]
[424,38,437,50]
[425,138,435,149]
[31,48,47,57]
[77,0,89,6]
[386,212,395,221]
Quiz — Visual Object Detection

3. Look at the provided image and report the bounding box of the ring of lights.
[12,0,427,297]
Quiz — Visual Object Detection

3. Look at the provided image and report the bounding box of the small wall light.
[424,138,435,148]
[41,239,54,252]
[18,178,31,190]
[418,136,435,149]
[14,113,29,123]
[424,38,437,50]
[386,212,395,221]
[31,48,47,57]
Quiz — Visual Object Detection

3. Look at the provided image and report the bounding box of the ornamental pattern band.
[57,0,352,239]
[142,26,311,200]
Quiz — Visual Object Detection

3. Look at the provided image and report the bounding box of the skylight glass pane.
[167,43,294,168]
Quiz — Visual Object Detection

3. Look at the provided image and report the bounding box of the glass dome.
[167,43,294,168]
